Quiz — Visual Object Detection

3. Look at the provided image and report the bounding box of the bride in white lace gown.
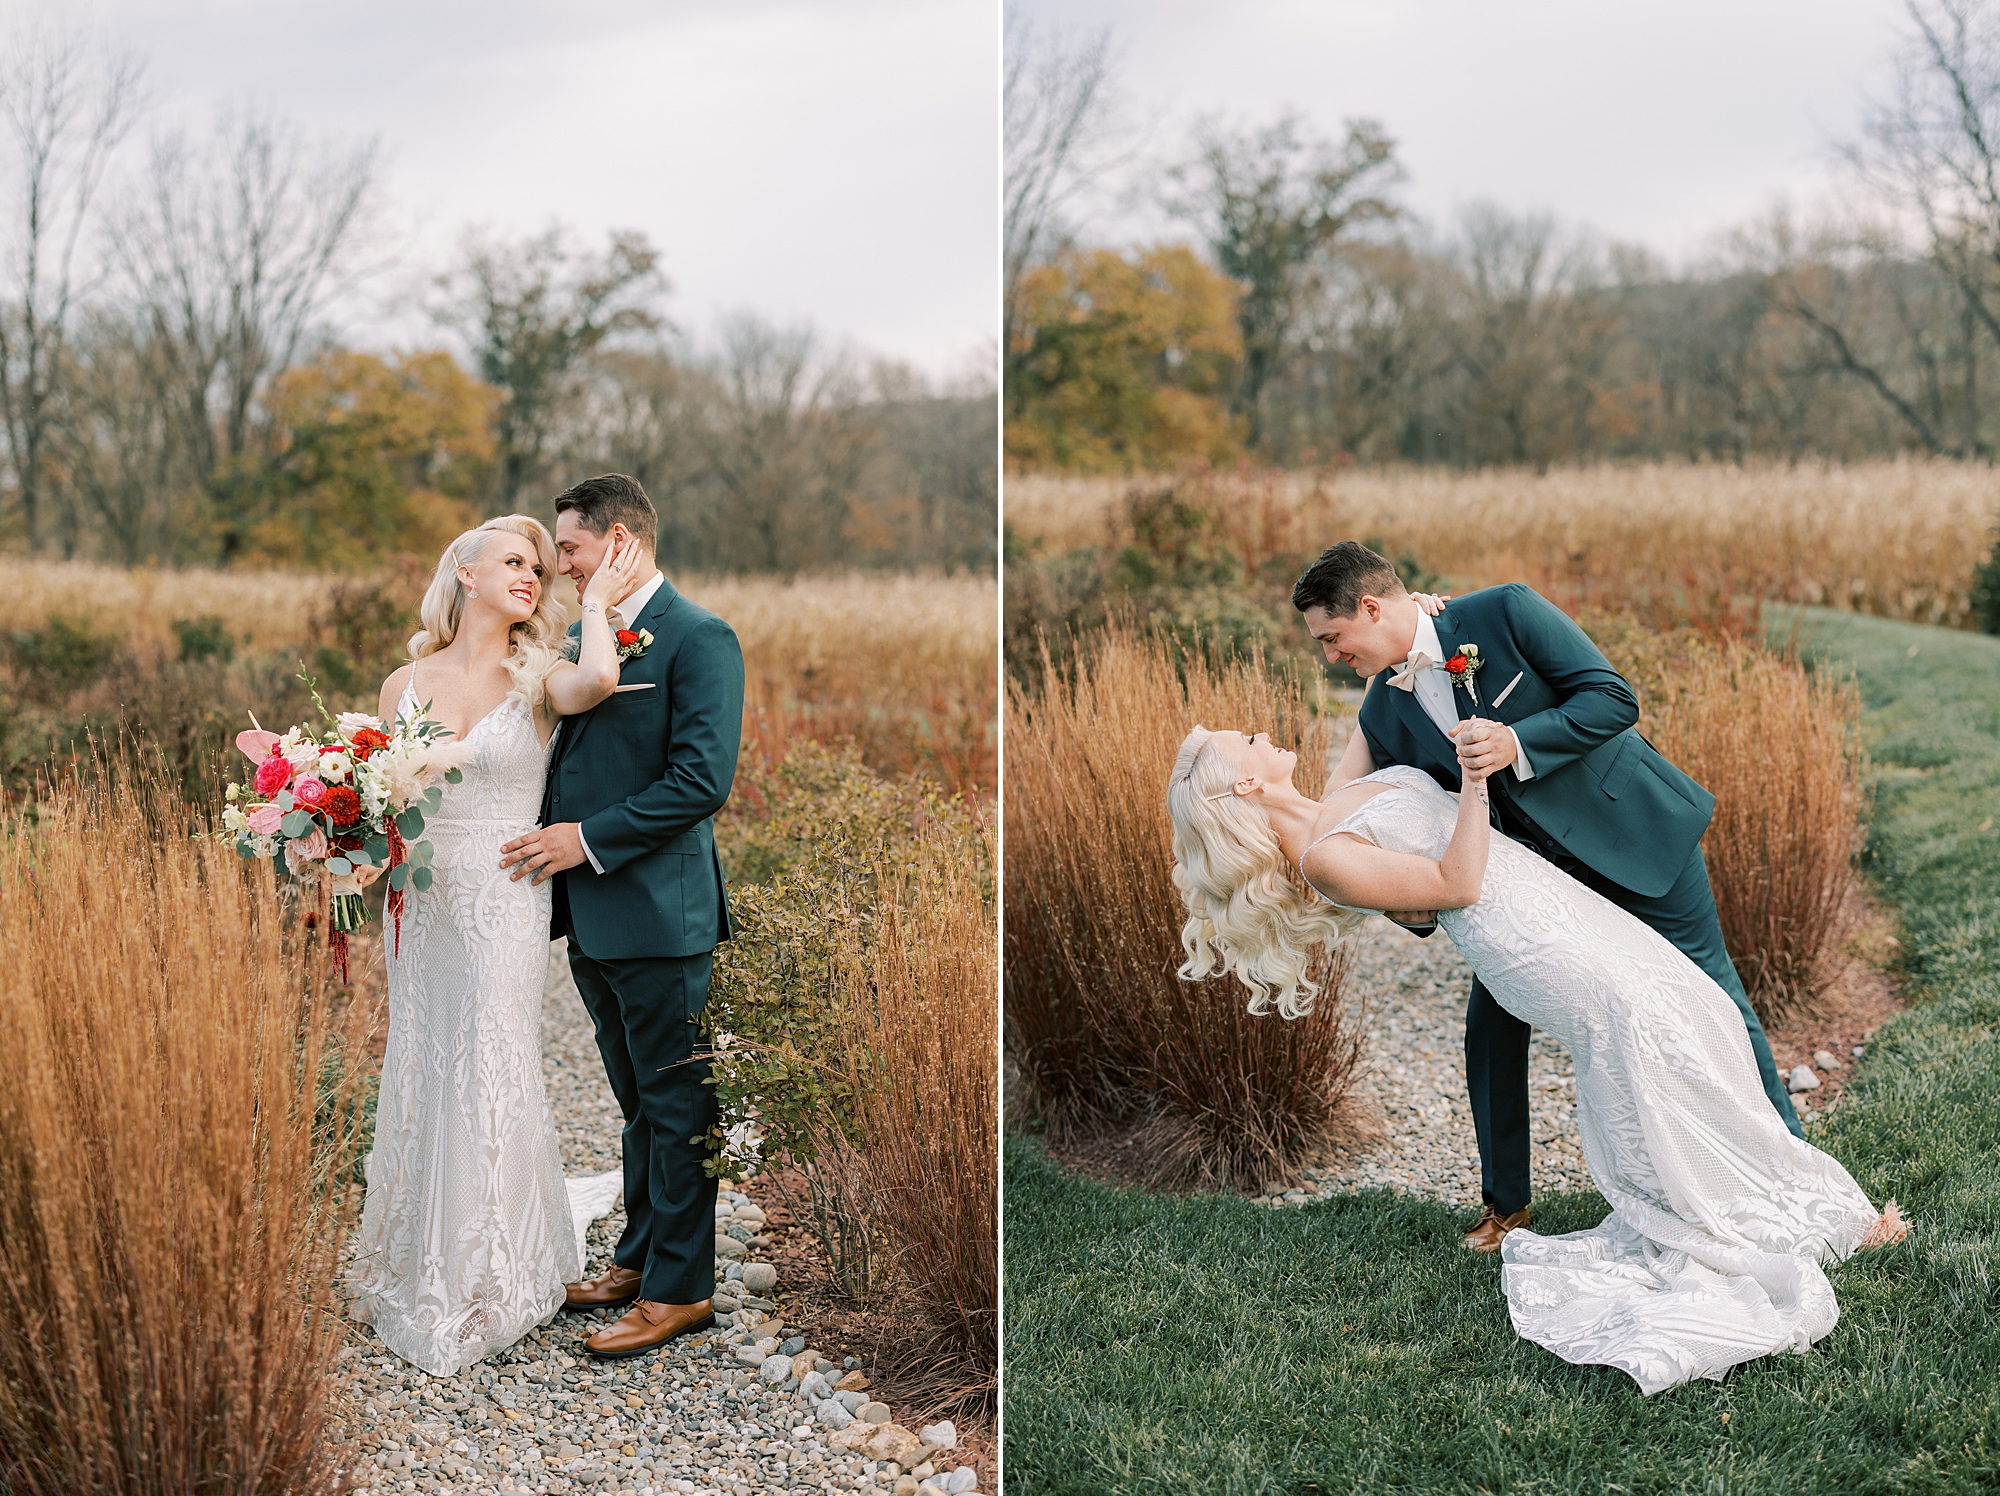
[1169,727,1905,1395]
[348,516,644,1375]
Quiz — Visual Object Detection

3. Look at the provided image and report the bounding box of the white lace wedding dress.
[349,683,620,1376]
[1319,766,1885,1394]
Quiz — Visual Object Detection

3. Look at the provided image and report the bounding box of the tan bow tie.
[1388,650,1435,692]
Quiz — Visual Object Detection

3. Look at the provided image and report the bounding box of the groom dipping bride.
[1167,542,1904,1394]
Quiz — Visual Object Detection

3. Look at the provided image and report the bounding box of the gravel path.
[1253,919,1591,1211]
[333,943,983,1496]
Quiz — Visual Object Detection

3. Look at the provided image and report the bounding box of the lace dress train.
[1325,767,1883,1394]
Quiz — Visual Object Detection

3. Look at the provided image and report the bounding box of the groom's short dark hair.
[1291,542,1405,618]
[554,474,658,550]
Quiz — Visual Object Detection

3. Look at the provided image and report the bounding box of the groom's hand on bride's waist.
[500,822,588,885]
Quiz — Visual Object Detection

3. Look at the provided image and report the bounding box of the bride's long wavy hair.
[1168,725,1364,1020]
[407,515,569,708]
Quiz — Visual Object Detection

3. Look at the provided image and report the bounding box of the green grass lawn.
[1001,608,2000,1495]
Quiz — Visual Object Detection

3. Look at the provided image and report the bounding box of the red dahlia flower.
[615,629,640,647]
[322,786,363,828]
[349,727,392,760]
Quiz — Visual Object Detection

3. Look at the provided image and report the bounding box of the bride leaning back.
[348,513,644,1376]
[1167,724,1906,1395]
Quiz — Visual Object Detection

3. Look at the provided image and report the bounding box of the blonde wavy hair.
[407,515,569,709]
[1168,724,1365,1020]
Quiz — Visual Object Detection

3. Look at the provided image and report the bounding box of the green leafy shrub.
[8,616,116,704]
[1972,528,2000,634]
[702,744,987,1299]
[170,616,236,664]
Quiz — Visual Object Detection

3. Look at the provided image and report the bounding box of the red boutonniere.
[1445,643,1485,703]
[615,627,653,662]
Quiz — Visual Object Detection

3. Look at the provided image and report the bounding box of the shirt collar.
[612,570,666,626]
[1412,607,1443,665]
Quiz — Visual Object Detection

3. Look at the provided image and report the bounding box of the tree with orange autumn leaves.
[212,350,497,569]
[1005,244,1243,473]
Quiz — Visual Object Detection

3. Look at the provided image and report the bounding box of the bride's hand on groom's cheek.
[499,822,587,884]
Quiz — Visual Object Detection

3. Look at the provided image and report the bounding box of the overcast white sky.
[1012,0,1918,265]
[2,0,998,378]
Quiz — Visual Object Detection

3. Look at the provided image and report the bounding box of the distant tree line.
[0,32,994,574]
[1006,0,2000,473]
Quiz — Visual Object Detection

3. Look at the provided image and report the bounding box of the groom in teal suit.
[500,473,744,1357]
[1293,542,1800,1254]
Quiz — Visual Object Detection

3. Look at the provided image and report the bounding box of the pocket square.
[612,682,655,693]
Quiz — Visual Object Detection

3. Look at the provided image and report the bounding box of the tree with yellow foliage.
[215,350,499,569]
[1006,244,1243,473]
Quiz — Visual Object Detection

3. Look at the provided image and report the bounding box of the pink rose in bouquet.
[253,752,293,796]
[283,825,329,876]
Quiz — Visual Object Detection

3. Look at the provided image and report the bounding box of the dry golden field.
[0,563,997,795]
[1006,460,1995,628]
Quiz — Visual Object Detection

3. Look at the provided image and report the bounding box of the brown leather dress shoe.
[564,1264,642,1312]
[1462,1205,1531,1254]
[585,1299,715,1360]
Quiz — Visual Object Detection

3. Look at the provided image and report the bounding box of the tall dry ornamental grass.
[1641,638,1868,1024]
[1005,624,1365,1192]
[1008,460,1993,630]
[845,820,998,1410]
[0,764,370,1495]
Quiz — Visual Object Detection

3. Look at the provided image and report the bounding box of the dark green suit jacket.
[1355,584,1713,899]
[544,576,744,959]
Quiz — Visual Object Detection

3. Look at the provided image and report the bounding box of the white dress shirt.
[1407,611,1535,781]
[573,569,665,874]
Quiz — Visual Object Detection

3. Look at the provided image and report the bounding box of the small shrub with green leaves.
[171,616,236,664]
[700,743,981,1177]
[9,615,116,703]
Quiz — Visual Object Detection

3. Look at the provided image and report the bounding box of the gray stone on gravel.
[740,1261,778,1294]
[778,1335,805,1356]
[1814,1049,1844,1071]
[1788,1064,1822,1092]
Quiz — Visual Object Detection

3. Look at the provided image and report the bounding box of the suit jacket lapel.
[1431,603,1474,725]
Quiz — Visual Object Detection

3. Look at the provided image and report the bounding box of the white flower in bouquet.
[337,712,384,736]
[371,736,467,809]
[316,750,352,782]
[281,730,321,772]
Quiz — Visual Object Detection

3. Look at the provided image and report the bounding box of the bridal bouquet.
[224,685,463,980]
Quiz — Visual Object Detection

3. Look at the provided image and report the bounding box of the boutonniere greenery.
[1445,643,1485,702]
[615,627,653,663]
